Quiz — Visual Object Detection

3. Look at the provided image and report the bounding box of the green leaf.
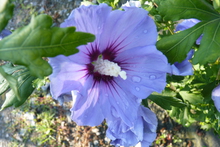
[181,107,195,126]
[215,112,220,129]
[148,94,186,110]
[0,72,10,95]
[146,88,186,110]
[97,0,119,8]
[156,0,220,64]
[158,0,218,21]
[157,25,202,63]
[0,14,95,78]
[0,0,14,32]
[179,91,203,105]
[114,0,119,6]
[0,64,36,110]
[169,106,195,126]
[32,77,48,90]
[213,0,220,12]
[0,65,20,100]
[80,1,95,6]
[0,63,30,95]
[200,123,212,130]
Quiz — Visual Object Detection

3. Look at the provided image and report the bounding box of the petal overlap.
[49,4,170,146]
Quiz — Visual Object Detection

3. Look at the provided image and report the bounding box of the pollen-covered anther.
[93,57,127,80]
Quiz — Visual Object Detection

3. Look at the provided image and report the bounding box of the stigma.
[93,56,127,80]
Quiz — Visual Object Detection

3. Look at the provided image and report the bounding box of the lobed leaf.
[148,94,186,110]
[145,88,186,110]
[158,0,219,21]
[0,64,36,110]
[0,66,20,100]
[32,78,48,90]
[179,91,203,105]
[213,0,220,12]
[0,14,95,78]
[0,0,14,32]
[169,106,196,127]
[157,0,220,64]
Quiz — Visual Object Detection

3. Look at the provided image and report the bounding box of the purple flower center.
[85,44,126,82]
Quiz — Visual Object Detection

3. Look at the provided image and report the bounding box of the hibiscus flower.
[49,3,170,126]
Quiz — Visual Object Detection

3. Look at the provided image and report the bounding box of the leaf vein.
[164,18,220,54]
[172,6,219,18]
[0,40,86,52]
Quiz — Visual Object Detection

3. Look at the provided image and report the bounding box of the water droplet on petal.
[149,75,156,80]
[117,101,120,104]
[143,30,147,33]
[135,87,140,91]
[121,97,129,107]
[105,94,109,97]
[136,98,142,103]
[132,76,141,83]
[111,107,119,118]
[98,26,101,29]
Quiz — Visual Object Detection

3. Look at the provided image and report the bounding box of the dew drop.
[149,75,156,80]
[98,26,101,29]
[117,101,120,105]
[143,30,147,33]
[111,107,119,118]
[121,98,129,107]
[135,87,140,91]
[132,76,141,83]
[136,98,142,103]
[105,94,109,97]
